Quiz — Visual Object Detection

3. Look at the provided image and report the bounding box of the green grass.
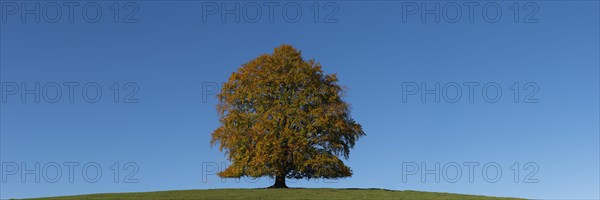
[22,188,523,200]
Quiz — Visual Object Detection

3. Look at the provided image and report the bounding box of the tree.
[210,45,365,188]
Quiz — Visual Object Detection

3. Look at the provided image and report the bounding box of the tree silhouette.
[210,45,365,188]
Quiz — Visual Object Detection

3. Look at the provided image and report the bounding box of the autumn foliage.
[210,45,365,188]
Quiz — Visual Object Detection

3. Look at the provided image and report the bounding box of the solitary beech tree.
[210,45,365,188]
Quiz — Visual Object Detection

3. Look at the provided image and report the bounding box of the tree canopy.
[210,45,365,188]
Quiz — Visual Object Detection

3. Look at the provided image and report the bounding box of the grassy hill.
[22,188,523,200]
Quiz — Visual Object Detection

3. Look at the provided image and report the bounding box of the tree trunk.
[270,175,288,188]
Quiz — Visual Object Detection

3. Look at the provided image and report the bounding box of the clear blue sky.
[1,1,598,199]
